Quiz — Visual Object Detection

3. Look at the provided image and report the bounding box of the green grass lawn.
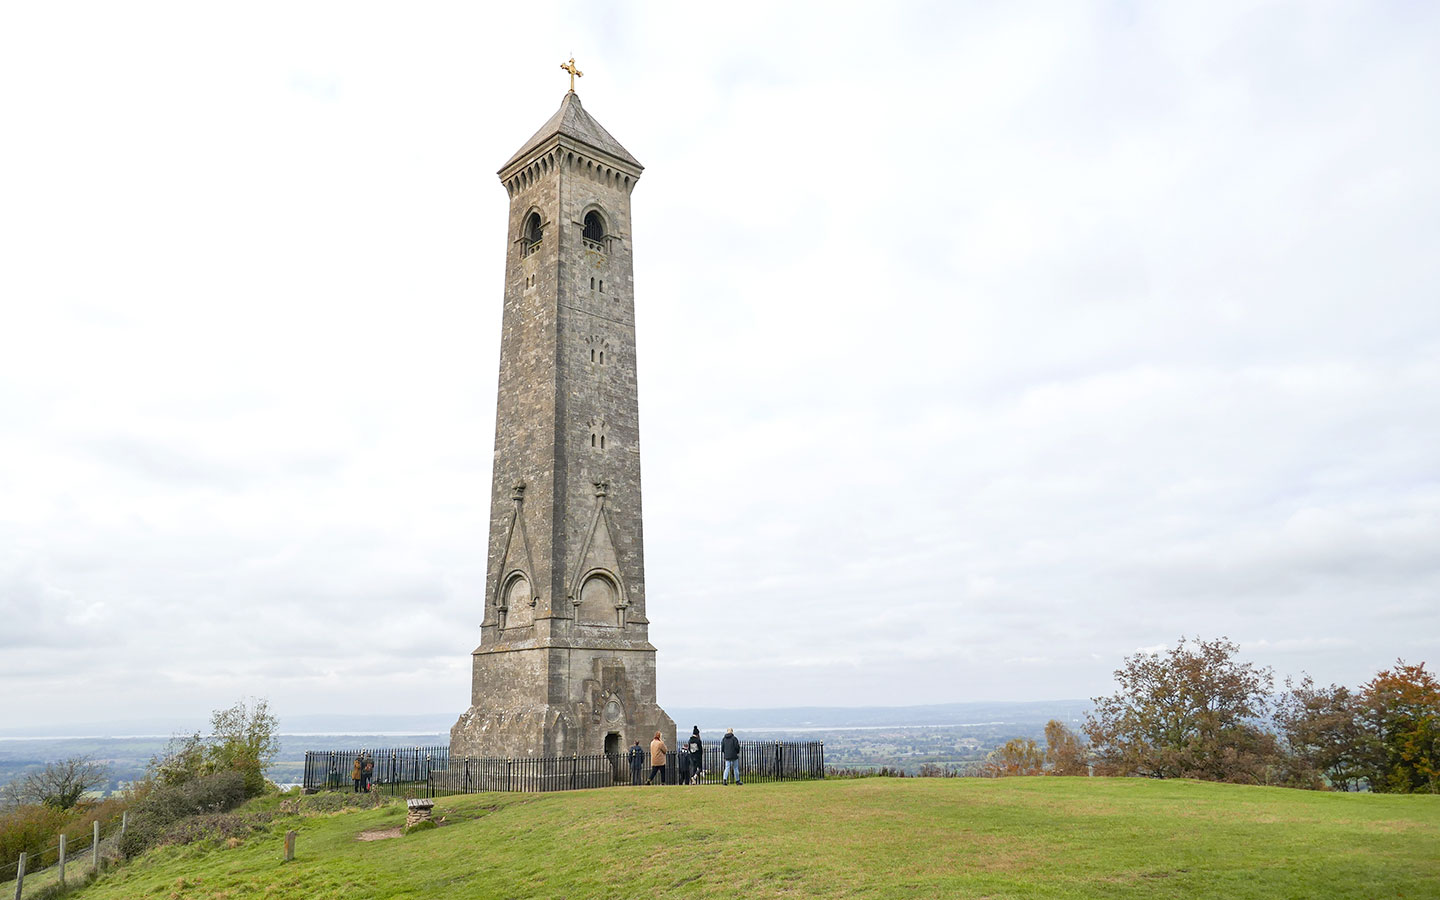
[69,777,1440,899]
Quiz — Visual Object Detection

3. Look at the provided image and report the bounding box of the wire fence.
[302,741,825,796]
[4,812,126,898]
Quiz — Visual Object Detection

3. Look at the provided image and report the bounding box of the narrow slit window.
[591,434,596,447]
[599,280,605,293]
[600,435,606,449]
[590,277,595,290]
[590,349,595,362]
[599,351,604,364]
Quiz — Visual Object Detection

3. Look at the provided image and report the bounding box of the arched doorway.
[605,731,623,783]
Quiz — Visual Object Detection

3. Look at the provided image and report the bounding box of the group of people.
[627,726,743,786]
[350,751,374,792]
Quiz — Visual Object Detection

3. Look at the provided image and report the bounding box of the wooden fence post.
[58,832,67,884]
[121,810,129,843]
[13,852,24,900]
[284,830,297,862]
[93,819,101,870]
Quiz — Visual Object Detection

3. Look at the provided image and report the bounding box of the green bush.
[147,699,280,799]
[295,791,388,814]
[121,771,249,858]
[155,811,275,847]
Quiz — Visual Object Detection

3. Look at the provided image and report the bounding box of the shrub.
[156,811,275,847]
[0,804,70,882]
[985,738,1046,777]
[146,698,280,799]
[297,791,390,814]
[121,771,249,858]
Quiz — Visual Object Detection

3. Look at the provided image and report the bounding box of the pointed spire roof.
[500,92,642,175]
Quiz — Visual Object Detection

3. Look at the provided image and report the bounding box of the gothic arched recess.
[577,570,621,627]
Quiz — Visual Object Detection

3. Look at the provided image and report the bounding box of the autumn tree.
[1044,720,1089,775]
[1274,676,1371,791]
[1084,636,1284,783]
[984,738,1045,777]
[1360,661,1440,794]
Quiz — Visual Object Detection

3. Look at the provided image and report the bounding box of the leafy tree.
[1084,636,1283,783]
[985,738,1045,776]
[1044,720,1089,776]
[147,698,281,798]
[1274,676,1370,791]
[1,756,108,810]
[208,698,281,797]
[150,731,208,788]
[1360,661,1440,794]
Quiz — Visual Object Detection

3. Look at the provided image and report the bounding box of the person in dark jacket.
[721,728,742,785]
[677,745,692,785]
[627,739,645,785]
[687,726,704,784]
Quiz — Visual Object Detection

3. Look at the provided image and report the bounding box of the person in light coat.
[351,754,365,793]
[648,731,668,784]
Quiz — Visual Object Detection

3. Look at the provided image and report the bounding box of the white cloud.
[1,0,1438,727]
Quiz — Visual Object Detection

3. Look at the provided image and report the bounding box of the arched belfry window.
[583,212,604,242]
[522,212,543,257]
[582,211,605,250]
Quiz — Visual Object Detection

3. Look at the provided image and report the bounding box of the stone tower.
[450,87,675,759]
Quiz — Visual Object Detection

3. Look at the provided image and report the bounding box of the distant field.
[70,777,1439,899]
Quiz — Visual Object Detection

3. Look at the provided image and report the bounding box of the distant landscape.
[0,700,1091,790]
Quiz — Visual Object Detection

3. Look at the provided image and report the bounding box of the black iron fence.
[302,741,824,796]
[302,745,447,796]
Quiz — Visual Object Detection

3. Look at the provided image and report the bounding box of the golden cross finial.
[560,57,583,93]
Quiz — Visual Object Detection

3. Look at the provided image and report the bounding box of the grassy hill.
[70,777,1439,899]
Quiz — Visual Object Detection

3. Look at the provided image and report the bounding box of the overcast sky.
[2,1,1437,730]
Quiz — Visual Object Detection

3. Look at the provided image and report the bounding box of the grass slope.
[74,778,1439,899]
